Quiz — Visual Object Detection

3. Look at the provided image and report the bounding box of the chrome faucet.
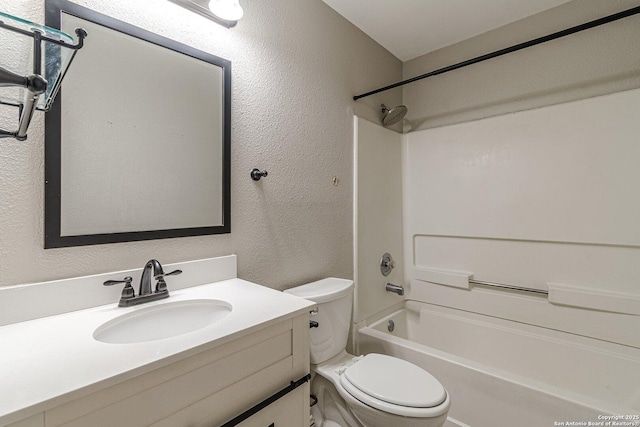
[103,259,182,307]
[140,259,164,296]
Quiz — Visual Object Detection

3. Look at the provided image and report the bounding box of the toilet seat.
[339,354,449,418]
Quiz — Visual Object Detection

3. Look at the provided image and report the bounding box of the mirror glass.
[44,0,231,248]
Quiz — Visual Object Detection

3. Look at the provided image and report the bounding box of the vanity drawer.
[235,386,308,427]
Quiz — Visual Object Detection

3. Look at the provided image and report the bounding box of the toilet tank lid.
[284,278,353,303]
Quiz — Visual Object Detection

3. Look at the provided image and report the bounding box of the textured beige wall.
[0,0,402,288]
[402,0,640,131]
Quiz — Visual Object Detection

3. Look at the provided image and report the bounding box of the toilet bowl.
[285,278,450,427]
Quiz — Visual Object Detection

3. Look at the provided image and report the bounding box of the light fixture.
[167,0,243,28]
[208,0,244,21]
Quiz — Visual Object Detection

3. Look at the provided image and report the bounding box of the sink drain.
[387,320,395,332]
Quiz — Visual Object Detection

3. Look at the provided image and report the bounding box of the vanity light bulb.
[208,0,244,21]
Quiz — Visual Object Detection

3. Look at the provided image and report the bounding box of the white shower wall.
[402,88,640,348]
[353,117,404,324]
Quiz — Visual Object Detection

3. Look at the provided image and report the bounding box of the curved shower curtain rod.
[353,5,640,101]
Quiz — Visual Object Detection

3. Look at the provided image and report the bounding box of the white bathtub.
[358,301,640,427]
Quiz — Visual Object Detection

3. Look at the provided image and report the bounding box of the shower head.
[381,104,407,126]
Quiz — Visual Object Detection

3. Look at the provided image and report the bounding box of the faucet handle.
[103,276,135,301]
[154,269,182,280]
[103,276,133,287]
[154,269,182,293]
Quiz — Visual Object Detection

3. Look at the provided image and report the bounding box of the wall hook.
[250,168,268,181]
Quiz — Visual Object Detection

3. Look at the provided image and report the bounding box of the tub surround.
[353,116,404,324]
[401,88,640,349]
[0,256,315,425]
[350,82,640,427]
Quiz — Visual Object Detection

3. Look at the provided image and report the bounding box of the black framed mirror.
[44,0,231,248]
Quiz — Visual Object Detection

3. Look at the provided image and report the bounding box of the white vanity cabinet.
[0,259,315,427]
[6,314,310,427]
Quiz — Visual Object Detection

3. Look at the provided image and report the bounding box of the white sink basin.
[93,299,232,344]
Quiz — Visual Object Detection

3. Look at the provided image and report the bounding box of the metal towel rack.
[415,267,638,314]
[469,279,548,296]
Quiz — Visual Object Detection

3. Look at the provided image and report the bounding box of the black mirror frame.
[44,0,231,248]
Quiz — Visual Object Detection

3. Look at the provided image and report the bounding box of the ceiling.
[321,0,572,62]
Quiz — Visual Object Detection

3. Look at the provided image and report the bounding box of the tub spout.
[385,282,404,296]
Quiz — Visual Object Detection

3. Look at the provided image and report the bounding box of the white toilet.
[285,278,450,427]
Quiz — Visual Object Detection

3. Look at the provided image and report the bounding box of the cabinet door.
[236,386,308,427]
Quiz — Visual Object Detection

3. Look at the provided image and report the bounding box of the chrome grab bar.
[469,279,548,295]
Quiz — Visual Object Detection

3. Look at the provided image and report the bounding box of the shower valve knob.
[380,253,395,276]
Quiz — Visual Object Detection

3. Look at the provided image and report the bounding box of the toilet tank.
[284,278,354,364]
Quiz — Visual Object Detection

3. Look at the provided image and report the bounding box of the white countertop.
[0,278,315,425]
